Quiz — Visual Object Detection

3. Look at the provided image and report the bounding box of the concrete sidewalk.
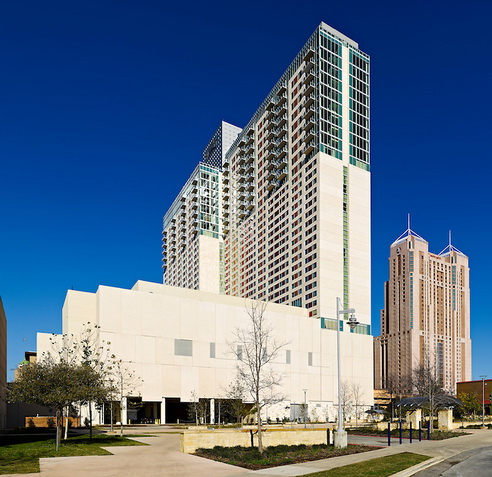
[237,429,492,476]
[2,428,492,477]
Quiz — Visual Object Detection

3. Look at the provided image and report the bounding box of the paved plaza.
[3,427,492,477]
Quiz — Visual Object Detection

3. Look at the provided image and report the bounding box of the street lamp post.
[480,375,487,427]
[303,389,308,428]
[334,297,359,449]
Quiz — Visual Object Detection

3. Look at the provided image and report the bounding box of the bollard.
[387,421,391,446]
[419,422,422,441]
[399,420,402,444]
[427,420,431,440]
[410,422,412,443]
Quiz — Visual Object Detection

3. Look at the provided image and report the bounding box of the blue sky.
[1,0,491,381]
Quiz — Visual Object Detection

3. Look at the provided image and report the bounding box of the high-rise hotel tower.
[164,22,371,329]
[374,227,471,393]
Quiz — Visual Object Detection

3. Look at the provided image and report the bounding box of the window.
[308,352,313,366]
[174,339,192,357]
[210,342,216,358]
[286,350,291,364]
[237,345,243,360]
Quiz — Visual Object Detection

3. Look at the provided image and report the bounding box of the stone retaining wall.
[181,428,333,453]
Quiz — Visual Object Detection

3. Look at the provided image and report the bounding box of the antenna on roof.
[449,230,452,247]
[407,213,411,231]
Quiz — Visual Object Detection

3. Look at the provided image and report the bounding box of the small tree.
[412,355,446,431]
[45,324,113,439]
[223,376,249,424]
[9,359,105,451]
[339,381,352,424]
[458,392,481,420]
[229,300,287,453]
[351,382,364,427]
[107,359,142,436]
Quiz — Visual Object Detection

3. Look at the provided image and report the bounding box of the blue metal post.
[387,421,391,446]
[410,422,412,443]
[419,422,422,441]
[427,420,431,440]
[399,420,402,444]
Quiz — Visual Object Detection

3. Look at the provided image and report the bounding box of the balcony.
[275,146,288,159]
[303,69,315,84]
[304,47,315,61]
[304,92,316,108]
[265,127,275,141]
[273,125,287,136]
[246,200,255,210]
[303,58,315,74]
[277,166,288,180]
[245,152,254,163]
[277,134,287,147]
[305,128,318,144]
[273,103,287,115]
[303,140,317,155]
[273,114,287,127]
[304,104,317,119]
[277,83,287,96]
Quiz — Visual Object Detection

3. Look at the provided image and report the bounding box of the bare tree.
[106,359,142,436]
[339,381,352,424]
[412,354,446,432]
[386,374,411,421]
[229,300,287,453]
[351,382,364,427]
[223,376,249,424]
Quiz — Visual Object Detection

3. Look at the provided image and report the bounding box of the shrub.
[46,417,55,428]
[27,418,36,428]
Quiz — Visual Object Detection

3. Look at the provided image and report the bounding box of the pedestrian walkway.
[240,429,492,476]
[2,428,492,477]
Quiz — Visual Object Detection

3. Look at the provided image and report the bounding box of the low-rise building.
[37,280,374,424]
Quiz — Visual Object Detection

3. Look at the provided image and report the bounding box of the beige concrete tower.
[374,226,471,394]
[222,22,371,330]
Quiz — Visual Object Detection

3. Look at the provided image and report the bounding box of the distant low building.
[457,379,492,415]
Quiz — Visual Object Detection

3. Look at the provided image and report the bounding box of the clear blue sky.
[1,0,491,381]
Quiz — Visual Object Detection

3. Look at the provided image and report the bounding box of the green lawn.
[304,452,430,477]
[0,434,147,475]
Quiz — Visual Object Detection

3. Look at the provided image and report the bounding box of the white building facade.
[38,281,373,424]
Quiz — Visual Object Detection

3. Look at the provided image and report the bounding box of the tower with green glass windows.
[222,22,371,332]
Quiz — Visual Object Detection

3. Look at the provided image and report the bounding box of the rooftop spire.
[391,213,427,245]
[438,230,466,257]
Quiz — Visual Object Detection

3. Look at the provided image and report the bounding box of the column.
[160,398,166,425]
[210,398,215,425]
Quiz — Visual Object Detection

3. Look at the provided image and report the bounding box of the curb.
[391,456,444,477]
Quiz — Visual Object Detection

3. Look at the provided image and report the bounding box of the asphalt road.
[414,446,492,477]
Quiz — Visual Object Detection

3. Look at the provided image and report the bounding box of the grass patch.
[304,452,430,476]
[194,444,375,470]
[0,434,147,475]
